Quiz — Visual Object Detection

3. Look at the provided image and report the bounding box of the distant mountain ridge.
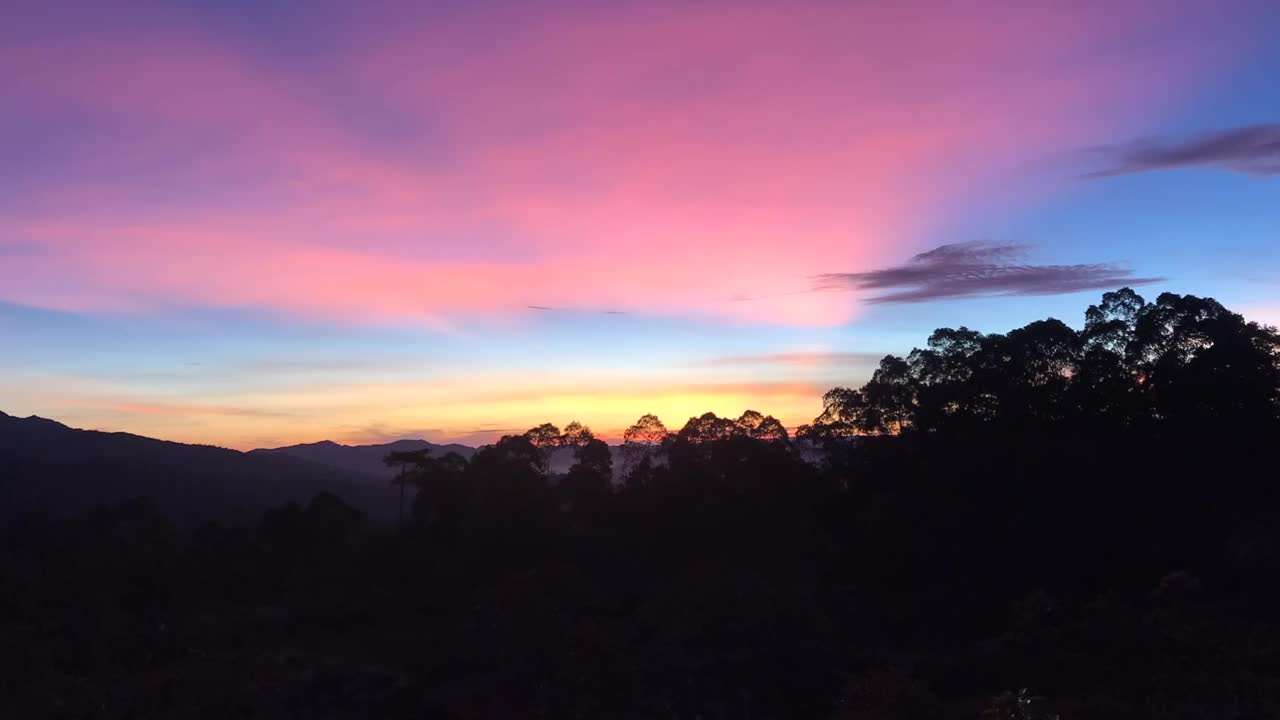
[0,411,398,525]
[0,411,641,527]
[251,439,477,479]
[255,437,630,479]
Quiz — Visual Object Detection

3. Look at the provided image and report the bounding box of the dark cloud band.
[1087,123,1280,178]
[816,242,1162,304]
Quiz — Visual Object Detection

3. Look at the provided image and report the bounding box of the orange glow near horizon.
[6,373,827,451]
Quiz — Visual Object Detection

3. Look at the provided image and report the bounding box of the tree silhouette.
[1083,286,1146,355]
[384,448,431,527]
[622,413,668,446]
[522,422,563,474]
[560,438,613,514]
[621,413,669,480]
[559,420,595,448]
[524,423,562,448]
[411,450,470,537]
[676,412,738,443]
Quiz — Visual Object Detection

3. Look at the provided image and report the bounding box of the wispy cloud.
[1086,124,1280,178]
[529,305,627,316]
[815,242,1162,304]
[61,399,295,419]
[698,351,884,369]
[239,358,400,373]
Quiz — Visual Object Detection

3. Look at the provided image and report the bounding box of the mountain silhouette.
[0,411,398,525]
[252,438,477,480]
[254,438,631,480]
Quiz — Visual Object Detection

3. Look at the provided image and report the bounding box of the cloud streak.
[529,305,627,315]
[815,243,1163,304]
[1087,124,1280,178]
[698,351,885,369]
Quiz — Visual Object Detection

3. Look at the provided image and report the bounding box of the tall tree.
[523,423,562,473]
[384,448,431,528]
[621,413,669,478]
[560,420,595,447]
[560,438,613,513]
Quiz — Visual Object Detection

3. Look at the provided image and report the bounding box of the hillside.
[0,411,397,524]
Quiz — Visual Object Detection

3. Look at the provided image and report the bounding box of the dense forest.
[3,289,1279,718]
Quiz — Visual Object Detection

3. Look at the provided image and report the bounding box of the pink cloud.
[0,1,1262,326]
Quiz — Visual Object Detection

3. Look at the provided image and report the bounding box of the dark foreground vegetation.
[3,289,1279,718]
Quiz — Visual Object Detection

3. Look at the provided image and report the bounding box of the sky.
[2,0,1278,449]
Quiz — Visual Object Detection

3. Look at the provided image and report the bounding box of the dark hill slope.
[0,411,395,524]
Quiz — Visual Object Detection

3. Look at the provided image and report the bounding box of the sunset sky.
[3,0,1279,449]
